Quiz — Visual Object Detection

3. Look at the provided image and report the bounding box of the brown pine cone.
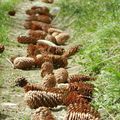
[36,54,53,67]
[48,28,63,34]
[30,21,52,32]
[66,103,100,120]
[63,91,89,106]
[45,34,57,44]
[0,44,5,53]
[51,55,68,68]
[13,57,35,70]
[17,36,38,44]
[55,32,70,45]
[47,46,65,55]
[15,77,43,92]
[26,6,49,16]
[27,44,51,57]
[27,44,37,57]
[23,21,32,29]
[31,107,55,120]
[24,90,63,109]
[41,0,54,4]
[34,45,65,55]
[35,54,45,67]
[68,74,96,83]
[30,6,53,18]
[63,45,80,58]
[43,74,56,88]
[68,82,94,98]
[15,77,67,93]
[54,68,68,83]
[36,54,68,68]
[27,14,52,24]
[41,62,53,77]
[29,30,47,39]
[8,10,16,16]
[27,44,44,57]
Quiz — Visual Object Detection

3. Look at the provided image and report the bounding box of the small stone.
[50,7,60,16]
[1,102,18,109]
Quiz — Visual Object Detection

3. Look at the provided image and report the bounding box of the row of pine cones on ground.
[11,0,100,119]
[10,2,80,70]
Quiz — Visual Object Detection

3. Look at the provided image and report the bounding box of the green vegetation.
[0,0,21,45]
[55,0,120,119]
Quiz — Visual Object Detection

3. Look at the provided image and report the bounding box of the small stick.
[6,58,14,68]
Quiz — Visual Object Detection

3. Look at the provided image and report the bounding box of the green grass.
[55,0,120,119]
[0,0,21,45]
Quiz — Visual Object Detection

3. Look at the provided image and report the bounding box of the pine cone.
[55,32,70,45]
[27,44,37,57]
[54,68,68,83]
[36,54,68,68]
[27,44,44,57]
[15,77,28,87]
[63,91,89,106]
[24,90,63,109]
[68,74,96,83]
[34,45,65,55]
[43,74,56,88]
[66,103,100,120]
[41,62,53,77]
[51,55,68,68]
[68,82,94,99]
[17,36,38,44]
[31,107,55,120]
[29,30,47,39]
[23,21,32,29]
[35,45,65,55]
[47,46,65,55]
[8,10,16,16]
[15,77,43,92]
[48,28,63,34]
[15,76,68,94]
[0,44,5,53]
[13,57,35,70]
[41,0,54,4]
[31,21,52,32]
[26,6,49,16]
[63,45,80,58]
[45,34,57,44]
[26,14,52,24]
[36,54,53,67]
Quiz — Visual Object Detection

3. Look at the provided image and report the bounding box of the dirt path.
[0,0,81,120]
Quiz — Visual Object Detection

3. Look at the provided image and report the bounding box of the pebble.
[1,103,18,109]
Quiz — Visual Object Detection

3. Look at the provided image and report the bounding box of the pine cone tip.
[15,77,28,87]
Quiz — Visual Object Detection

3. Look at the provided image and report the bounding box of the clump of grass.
[0,0,21,45]
[55,0,120,119]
